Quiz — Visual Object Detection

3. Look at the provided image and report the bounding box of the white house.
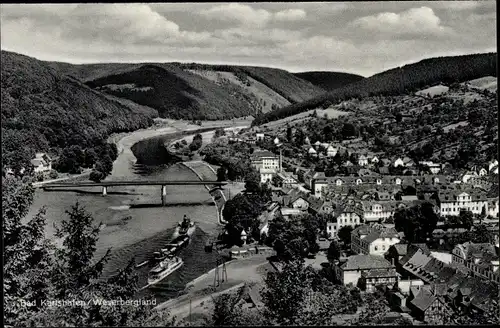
[358,155,369,167]
[479,168,488,176]
[308,147,317,156]
[256,133,265,141]
[337,255,395,287]
[260,168,275,184]
[326,205,363,239]
[438,190,488,217]
[393,158,405,168]
[371,156,380,164]
[488,160,498,172]
[326,145,338,157]
[274,137,280,145]
[351,224,401,256]
[31,153,52,173]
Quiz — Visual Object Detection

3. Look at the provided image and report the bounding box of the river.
[26,120,250,302]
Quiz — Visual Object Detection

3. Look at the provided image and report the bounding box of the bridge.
[42,180,227,206]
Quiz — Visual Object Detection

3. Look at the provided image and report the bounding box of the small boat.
[177,215,196,236]
[135,260,149,269]
[147,256,183,286]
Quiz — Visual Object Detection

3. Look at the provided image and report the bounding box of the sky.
[0,1,496,76]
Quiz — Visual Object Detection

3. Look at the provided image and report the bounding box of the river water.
[27,129,226,303]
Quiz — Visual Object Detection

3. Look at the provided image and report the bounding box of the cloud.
[0,3,495,76]
[274,9,307,21]
[199,3,272,27]
[350,6,453,38]
[429,0,480,11]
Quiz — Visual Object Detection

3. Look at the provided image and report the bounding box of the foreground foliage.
[3,175,173,326]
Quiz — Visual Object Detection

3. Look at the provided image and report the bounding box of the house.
[326,145,338,157]
[274,171,299,188]
[326,204,363,239]
[31,152,52,173]
[478,168,488,176]
[394,158,405,168]
[251,150,279,171]
[371,155,380,164]
[360,268,398,292]
[488,159,498,172]
[385,244,409,270]
[451,242,499,283]
[304,136,311,145]
[280,189,311,211]
[407,285,455,324]
[381,158,392,167]
[358,154,369,166]
[257,202,281,239]
[308,147,317,157]
[351,223,400,256]
[256,133,265,141]
[274,137,280,145]
[338,254,395,287]
[402,157,415,167]
[260,168,275,184]
[360,201,404,223]
[437,190,488,217]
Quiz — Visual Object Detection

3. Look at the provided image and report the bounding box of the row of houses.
[332,241,499,323]
[6,152,53,175]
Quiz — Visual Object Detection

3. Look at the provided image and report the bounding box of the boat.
[177,215,196,236]
[135,260,149,269]
[147,256,183,286]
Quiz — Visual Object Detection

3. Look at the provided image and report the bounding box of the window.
[382,245,386,250]
[374,246,378,251]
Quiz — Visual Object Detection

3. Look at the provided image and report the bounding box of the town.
[204,108,499,324]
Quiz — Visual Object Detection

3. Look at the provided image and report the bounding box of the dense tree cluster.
[189,133,203,152]
[394,202,439,244]
[294,71,364,92]
[3,175,173,326]
[265,213,331,261]
[200,142,254,181]
[253,52,496,125]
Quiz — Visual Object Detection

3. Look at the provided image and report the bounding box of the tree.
[222,193,266,245]
[89,169,104,182]
[394,202,438,244]
[244,168,261,193]
[216,166,227,182]
[459,210,474,230]
[327,241,341,262]
[338,226,354,246]
[262,260,359,325]
[213,128,226,140]
[286,125,293,143]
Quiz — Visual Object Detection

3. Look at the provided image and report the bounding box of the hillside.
[85,64,261,120]
[254,82,497,173]
[47,61,324,120]
[1,50,157,174]
[293,71,364,91]
[253,52,497,125]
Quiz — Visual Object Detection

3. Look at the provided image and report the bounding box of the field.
[415,84,449,97]
[261,107,350,130]
[187,69,291,113]
[463,76,497,92]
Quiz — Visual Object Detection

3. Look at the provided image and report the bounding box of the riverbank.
[155,255,275,321]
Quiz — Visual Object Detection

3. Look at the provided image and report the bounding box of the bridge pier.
[102,186,107,196]
[161,185,167,206]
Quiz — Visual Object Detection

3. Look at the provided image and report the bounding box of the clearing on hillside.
[463,76,497,92]
[415,84,449,97]
[186,69,291,113]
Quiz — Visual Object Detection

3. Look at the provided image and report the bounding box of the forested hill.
[47,61,325,120]
[253,52,497,125]
[293,71,364,91]
[1,50,157,175]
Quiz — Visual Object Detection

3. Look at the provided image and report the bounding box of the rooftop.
[341,254,394,271]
